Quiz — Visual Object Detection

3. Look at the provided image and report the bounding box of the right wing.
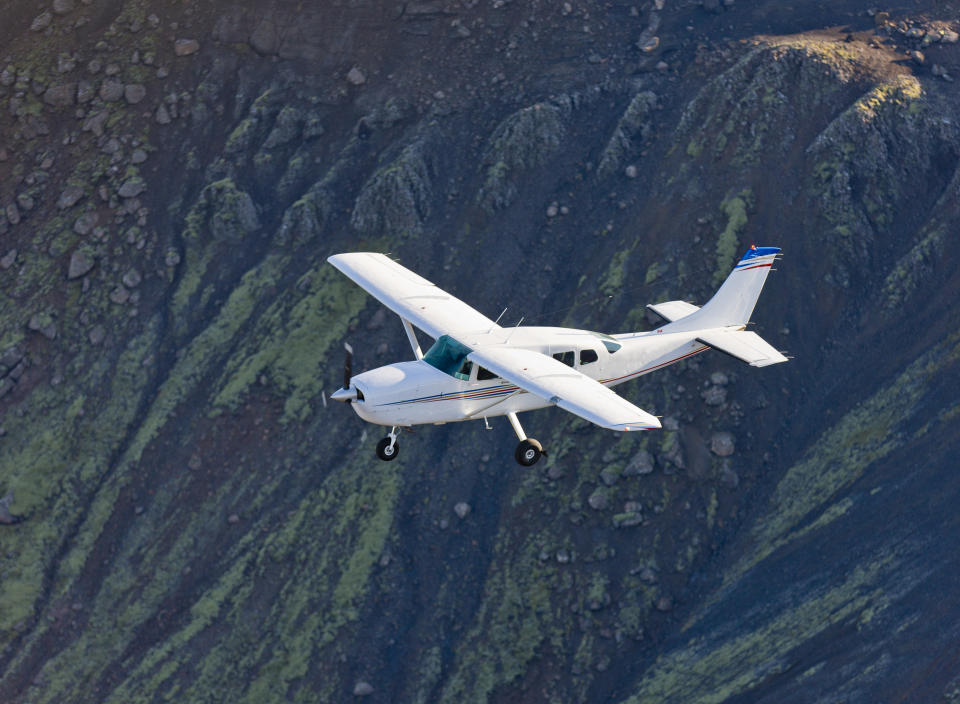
[327,252,500,339]
[696,328,788,367]
[468,346,661,431]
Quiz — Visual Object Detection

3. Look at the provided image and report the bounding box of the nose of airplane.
[331,386,357,403]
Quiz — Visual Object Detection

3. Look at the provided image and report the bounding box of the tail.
[665,246,781,332]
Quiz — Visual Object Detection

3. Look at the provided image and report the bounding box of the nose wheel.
[376,427,400,461]
[507,412,544,466]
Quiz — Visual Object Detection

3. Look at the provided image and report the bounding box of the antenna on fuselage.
[504,316,524,343]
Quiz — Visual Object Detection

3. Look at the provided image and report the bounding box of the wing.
[327,252,500,339]
[696,329,788,367]
[467,346,661,431]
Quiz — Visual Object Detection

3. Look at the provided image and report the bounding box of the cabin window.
[553,350,575,367]
[422,335,473,377]
[580,349,599,365]
[477,367,498,381]
[455,360,473,381]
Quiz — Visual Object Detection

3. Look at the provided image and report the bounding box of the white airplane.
[328,246,786,465]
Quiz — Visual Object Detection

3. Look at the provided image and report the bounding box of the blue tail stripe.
[739,246,781,261]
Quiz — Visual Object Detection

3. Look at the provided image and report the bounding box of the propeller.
[331,342,357,403]
[343,342,353,389]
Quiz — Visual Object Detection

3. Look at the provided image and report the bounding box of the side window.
[455,360,473,381]
[552,350,575,367]
[579,349,599,365]
[477,367,498,381]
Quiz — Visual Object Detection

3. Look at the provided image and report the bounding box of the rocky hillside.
[2,1,960,702]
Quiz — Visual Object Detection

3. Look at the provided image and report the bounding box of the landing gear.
[515,438,543,466]
[507,412,545,466]
[376,426,400,461]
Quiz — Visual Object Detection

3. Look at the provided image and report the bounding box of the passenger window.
[477,367,498,381]
[579,349,599,365]
[455,360,473,381]
[553,350,575,367]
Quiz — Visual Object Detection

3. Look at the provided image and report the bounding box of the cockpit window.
[477,366,498,381]
[553,350,575,367]
[580,349,599,365]
[423,335,474,377]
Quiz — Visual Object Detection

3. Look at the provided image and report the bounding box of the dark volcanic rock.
[67,250,94,279]
[3,6,960,704]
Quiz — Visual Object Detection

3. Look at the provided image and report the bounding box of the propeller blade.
[343,342,353,389]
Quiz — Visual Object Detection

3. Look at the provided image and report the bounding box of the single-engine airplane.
[328,246,786,465]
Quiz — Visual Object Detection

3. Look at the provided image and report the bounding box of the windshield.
[422,335,473,377]
[590,331,622,353]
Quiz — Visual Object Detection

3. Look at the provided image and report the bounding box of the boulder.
[99,79,124,102]
[353,682,374,696]
[250,19,282,55]
[53,0,75,13]
[346,67,367,85]
[28,312,57,339]
[122,269,142,288]
[453,502,470,519]
[710,431,735,457]
[155,104,171,124]
[67,250,95,279]
[88,325,105,345]
[76,80,94,103]
[44,83,76,106]
[174,39,200,56]
[0,345,24,369]
[73,212,98,235]
[82,110,109,136]
[0,249,16,269]
[124,84,146,104]
[622,449,654,476]
[710,371,729,386]
[701,385,727,406]
[588,487,610,511]
[118,177,146,198]
[31,11,53,31]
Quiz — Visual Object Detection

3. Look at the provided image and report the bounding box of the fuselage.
[347,326,708,427]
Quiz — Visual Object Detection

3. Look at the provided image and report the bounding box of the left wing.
[327,252,500,339]
[467,346,661,431]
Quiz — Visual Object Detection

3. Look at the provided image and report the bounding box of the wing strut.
[400,317,423,360]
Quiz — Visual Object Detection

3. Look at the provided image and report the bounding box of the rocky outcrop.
[351,140,435,239]
[477,98,571,212]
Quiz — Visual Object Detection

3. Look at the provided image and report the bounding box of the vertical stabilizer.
[666,246,780,331]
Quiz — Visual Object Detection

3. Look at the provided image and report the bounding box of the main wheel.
[514,438,543,466]
[376,437,399,461]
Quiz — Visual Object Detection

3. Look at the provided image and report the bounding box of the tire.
[514,438,543,466]
[376,437,399,461]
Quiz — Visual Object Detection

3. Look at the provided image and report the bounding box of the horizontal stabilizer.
[647,300,700,323]
[696,329,788,367]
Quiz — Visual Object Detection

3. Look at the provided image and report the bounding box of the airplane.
[328,245,786,466]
